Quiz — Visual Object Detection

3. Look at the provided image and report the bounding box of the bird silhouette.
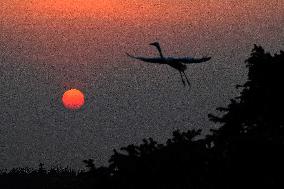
[127,42,211,86]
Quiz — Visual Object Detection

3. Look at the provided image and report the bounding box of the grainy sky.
[0,0,283,169]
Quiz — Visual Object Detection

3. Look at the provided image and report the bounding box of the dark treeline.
[1,45,283,188]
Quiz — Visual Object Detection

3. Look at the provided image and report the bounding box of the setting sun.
[62,89,85,110]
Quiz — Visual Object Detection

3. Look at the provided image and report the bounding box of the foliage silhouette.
[0,45,283,188]
[207,45,284,188]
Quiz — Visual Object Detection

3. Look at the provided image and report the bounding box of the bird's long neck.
[155,45,164,58]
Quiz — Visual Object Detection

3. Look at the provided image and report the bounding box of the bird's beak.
[149,43,155,46]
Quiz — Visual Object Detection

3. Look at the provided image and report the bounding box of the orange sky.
[1,0,194,24]
[1,0,282,71]
[2,0,282,29]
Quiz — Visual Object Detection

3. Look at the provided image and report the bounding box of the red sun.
[62,89,85,110]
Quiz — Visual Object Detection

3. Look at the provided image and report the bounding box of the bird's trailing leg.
[179,71,186,86]
[182,71,191,86]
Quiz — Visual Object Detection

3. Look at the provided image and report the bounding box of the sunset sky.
[0,0,283,169]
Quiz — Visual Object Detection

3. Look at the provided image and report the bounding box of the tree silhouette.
[208,45,284,188]
[209,45,284,137]
[108,129,212,189]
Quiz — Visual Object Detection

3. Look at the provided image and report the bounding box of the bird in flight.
[127,42,211,86]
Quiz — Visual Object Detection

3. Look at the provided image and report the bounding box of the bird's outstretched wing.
[169,57,211,64]
[126,53,164,64]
